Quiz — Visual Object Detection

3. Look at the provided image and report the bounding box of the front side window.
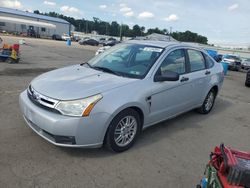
[188,50,206,72]
[158,49,186,75]
[88,44,163,79]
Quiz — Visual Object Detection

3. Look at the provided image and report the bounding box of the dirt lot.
[0,36,250,188]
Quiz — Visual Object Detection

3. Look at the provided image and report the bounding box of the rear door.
[185,49,208,106]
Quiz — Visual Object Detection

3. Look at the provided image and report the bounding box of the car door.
[185,49,208,106]
[147,48,195,125]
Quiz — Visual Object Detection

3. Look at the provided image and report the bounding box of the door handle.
[180,77,189,82]
[205,70,211,75]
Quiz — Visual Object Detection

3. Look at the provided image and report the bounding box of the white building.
[0,7,74,37]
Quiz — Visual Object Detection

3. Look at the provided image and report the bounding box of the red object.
[210,144,250,188]
[12,44,20,52]
[217,172,243,188]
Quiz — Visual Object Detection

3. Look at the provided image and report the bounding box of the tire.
[105,108,141,152]
[245,82,250,87]
[196,89,216,114]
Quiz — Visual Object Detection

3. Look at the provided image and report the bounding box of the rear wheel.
[197,89,216,114]
[105,109,141,152]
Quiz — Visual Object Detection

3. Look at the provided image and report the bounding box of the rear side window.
[159,49,186,75]
[188,50,206,72]
[204,53,214,68]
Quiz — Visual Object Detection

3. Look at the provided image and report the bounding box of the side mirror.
[154,70,180,82]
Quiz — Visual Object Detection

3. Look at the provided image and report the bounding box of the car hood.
[243,60,250,65]
[31,65,136,100]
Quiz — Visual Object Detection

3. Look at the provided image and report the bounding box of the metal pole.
[86,20,88,34]
[119,23,122,41]
[169,26,172,41]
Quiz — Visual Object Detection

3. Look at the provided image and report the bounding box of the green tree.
[110,21,119,36]
[132,24,141,37]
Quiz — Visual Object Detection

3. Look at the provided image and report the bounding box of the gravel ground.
[0,35,250,188]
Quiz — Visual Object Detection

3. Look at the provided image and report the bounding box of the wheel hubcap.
[114,116,137,147]
[205,92,214,111]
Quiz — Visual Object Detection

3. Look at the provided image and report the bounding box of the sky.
[0,0,250,47]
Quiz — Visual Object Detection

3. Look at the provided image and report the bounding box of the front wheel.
[105,109,141,152]
[197,89,216,114]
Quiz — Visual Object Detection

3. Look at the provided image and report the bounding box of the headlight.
[55,94,102,117]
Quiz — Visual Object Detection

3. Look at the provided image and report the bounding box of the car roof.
[224,54,239,57]
[125,40,204,50]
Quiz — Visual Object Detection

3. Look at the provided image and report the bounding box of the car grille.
[27,85,60,113]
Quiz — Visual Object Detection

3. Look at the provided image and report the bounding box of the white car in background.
[95,46,111,55]
[61,34,71,41]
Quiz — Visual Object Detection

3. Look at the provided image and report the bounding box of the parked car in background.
[241,58,250,70]
[103,39,120,46]
[245,70,250,87]
[73,36,81,42]
[222,54,242,71]
[214,54,223,62]
[52,34,62,40]
[19,41,224,152]
[79,38,99,46]
[98,38,106,45]
[61,34,70,41]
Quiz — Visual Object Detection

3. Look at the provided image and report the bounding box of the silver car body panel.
[19,41,224,147]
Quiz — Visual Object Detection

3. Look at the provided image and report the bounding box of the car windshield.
[87,43,163,79]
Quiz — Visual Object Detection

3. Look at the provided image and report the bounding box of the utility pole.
[169,26,172,41]
[119,23,123,41]
[105,22,108,35]
[86,20,88,34]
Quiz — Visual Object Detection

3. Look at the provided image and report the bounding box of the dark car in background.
[241,58,250,70]
[79,38,99,46]
[222,54,242,71]
[245,70,250,87]
[52,34,62,40]
[214,54,223,62]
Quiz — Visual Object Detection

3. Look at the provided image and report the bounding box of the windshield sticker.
[143,47,163,53]
[130,71,140,75]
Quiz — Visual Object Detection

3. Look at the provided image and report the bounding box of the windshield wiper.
[92,66,122,76]
[80,62,92,68]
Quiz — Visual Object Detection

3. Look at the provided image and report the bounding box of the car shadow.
[60,96,232,158]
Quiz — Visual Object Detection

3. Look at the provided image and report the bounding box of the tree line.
[34,10,208,44]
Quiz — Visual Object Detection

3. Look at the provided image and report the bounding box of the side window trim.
[184,49,190,73]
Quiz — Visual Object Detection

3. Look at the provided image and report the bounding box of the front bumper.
[19,90,111,148]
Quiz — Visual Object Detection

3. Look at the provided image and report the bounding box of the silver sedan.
[19,41,224,152]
